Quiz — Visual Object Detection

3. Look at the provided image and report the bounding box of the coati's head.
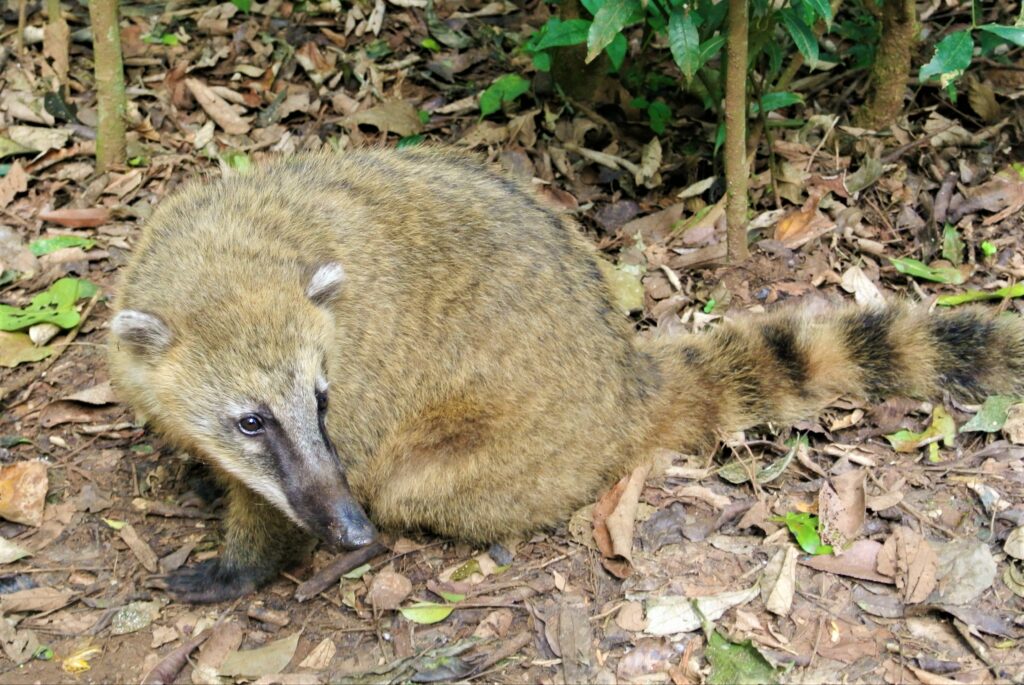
[109,262,377,551]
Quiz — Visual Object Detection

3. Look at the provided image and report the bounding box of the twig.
[294,542,387,602]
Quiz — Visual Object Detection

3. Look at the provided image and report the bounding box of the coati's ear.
[111,310,172,355]
[306,263,346,305]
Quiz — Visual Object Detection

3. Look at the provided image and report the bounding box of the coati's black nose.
[328,500,377,549]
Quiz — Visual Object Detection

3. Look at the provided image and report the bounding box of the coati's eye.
[315,389,328,414]
[237,414,265,436]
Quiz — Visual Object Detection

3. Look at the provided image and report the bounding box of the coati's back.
[112,147,658,543]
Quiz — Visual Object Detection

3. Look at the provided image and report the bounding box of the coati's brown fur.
[110,147,1024,602]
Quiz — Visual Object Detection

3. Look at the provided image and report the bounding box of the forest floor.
[1,1,1024,683]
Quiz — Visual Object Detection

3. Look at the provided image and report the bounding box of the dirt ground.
[1,1,1024,683]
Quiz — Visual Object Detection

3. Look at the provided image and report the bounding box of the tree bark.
[854,0,917,130]
[88,0,127,171]
[724,0,750,263]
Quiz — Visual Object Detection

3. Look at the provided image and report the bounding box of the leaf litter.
[1,0,1024,683]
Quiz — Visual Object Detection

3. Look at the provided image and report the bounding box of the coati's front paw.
[162,559,268,603]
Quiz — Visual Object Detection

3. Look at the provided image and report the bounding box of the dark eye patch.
[315,389,328,414]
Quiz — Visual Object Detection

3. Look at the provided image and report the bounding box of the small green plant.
[920,4,1024,97]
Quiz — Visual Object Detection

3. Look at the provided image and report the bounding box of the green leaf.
[781,9,819,66]
[399,602,454,625]
[479,74,531,119]
[0,436,32,448]
[706,630,780,685]
[450,558,481,581]
[342,563,371,580]
[0,137,33,160]
[438,591,465,603]
[703,298,716,314]
[751,91,804,114]
[698,34,726,68]
[605,32,627,70]
[534,18,591,51]
[981,241,998,257]
[937,283,1024,306]
[0,278,97,331]
[773,512,832,555]
[977,24,1024,48]
[884,406,956,452]
[888,257,965,285]
[804,0,832,29]
[960,395,1016,433]
[222,151,252,173]
[719,440,797,485]
[29,235,95,257]
[941,225,964,266]
[532,51,552,71]
[397,134,425,149]
[647,100,671,134]
[421,37,441,52]
[586,0,642,63]
[920,30,973,86]
[0,331,53,367]
[230,0,250,12]
[668,9,701,81]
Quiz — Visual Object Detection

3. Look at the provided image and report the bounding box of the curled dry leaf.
[0,461,48,526]
[299,638,336,670]
[592,462,651,579]
[761,545,798,616]
[0,162,29,210]
[184,78,251,135]
[819,470,865,550]
[366,568,412,611]
[119,523,160,573]
[1005,526,1024,560]
[876,526,938,604]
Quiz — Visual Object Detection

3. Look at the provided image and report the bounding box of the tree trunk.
[88,0,127,171]
[724,0,750,263]
[854,0,917,129]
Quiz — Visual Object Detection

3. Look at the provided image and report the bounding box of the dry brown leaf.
[119,523,159,573]
[761,545,798,616]
[877,526,938,604]
[43,19,70,84]
[38,207,110,228]
[615,601,647,632]
[557,594,594,684]
[343,100,423,137]
[0,461,48,526]
[1002,403,1024,445]
[192,620,243,685]
[298,638,335,670]
[472,608,514,639]
[184,78,251,135]
[64,382,117,405]
[0,587,75,613]
[0,332,52,368]
[366,568,412,611]
[0,163,29,210]
[801,539,893,583]
[592,463,650,578]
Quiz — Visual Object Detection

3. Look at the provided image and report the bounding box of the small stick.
[294,542,387,602]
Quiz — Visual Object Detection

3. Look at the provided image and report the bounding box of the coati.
[109,147,1024,603]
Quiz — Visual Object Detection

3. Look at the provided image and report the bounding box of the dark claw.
[161,559,260,604]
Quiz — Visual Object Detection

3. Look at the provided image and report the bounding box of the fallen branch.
[294,541,387,602]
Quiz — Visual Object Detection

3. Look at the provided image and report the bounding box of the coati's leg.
[165,479,314,603]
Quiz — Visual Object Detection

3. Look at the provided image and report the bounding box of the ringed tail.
[642,303,1024,450]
